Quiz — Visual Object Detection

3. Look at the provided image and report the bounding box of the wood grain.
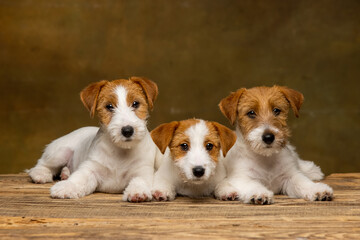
[0,173,359,239]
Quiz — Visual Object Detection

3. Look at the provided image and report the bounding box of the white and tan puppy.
[216,86,333,204]
[150,119,236,201]
[28,77,159,202]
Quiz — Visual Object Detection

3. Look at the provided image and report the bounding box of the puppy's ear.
[212,122,237,157]
[80,80,108,118]
[278,86,304,118]
[219,88,246,125]
[130,77,158,110]
[151,121,179,154]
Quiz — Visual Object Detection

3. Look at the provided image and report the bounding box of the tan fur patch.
[96,81,119,125]
[150,121,179,154]
[80,80,108,118]
[219,88,246,126]
[211,121,237,157]
[130,77,158,110]
[123,80,149,120]
[204,122,221,162]
[169,119,200,161]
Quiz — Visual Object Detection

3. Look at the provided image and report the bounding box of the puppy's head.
[151,119,236,184]
[80,77,158,148]
[219,86,303,156]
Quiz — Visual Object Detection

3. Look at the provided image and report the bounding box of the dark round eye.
[273,108,281,116]
[132,101,140,109]
[247,110,256,119]
[206,143,213,151]
[106,104,114,112]
[180,143,189,151]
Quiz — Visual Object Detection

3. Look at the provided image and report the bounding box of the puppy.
[28,77,159,202]
[216,86,333,204]
[150,119,236,201]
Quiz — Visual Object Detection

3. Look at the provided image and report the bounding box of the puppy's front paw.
[244,191,274,205]
[123,179,152,203]
[152,190,176,201]
[28,166,53,184]
[220,192,239,201]
[215,188,240,201]
[125,193,151,203]
[250,194,273,205]
[313,191,333,201]
[305,183,333,201]
[50,180,84,199]
[215,181,240,201]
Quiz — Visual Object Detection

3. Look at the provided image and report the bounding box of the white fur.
[215,127,332,204]
[152,120,226,200]
[28,85,160,202]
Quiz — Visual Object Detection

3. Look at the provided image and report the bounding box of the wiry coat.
[216,86,333,204]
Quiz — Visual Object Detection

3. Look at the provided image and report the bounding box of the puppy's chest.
[249,159,290,192]
[97,154,146,192]
[176,181,215,197]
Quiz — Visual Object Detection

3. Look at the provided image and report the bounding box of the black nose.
[121,126,134,138]
[262,133,275,145]
[192,166,205,178]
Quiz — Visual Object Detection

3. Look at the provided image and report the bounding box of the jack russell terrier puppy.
[216,86,333,204]
[28,77,159,202]
[150,119,236,201]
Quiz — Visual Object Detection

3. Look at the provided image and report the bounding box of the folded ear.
[218,88,246,125]
[211,122,237,157]
[80,80,108,118]
[151,121,179,154]
[130,77,158,110]
[278,86,304,118]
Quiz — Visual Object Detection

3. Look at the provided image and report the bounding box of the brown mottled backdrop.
[0,0,359,174]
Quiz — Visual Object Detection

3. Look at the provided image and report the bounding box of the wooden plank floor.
[0,173,359,239]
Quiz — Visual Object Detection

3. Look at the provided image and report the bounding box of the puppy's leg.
[282,173,333,201]
[223,177,274,205]
[123,166,154,203]
[298,159,324,181]
[28,147,74,184]
[151,161,176,201]
[50,162,98,199]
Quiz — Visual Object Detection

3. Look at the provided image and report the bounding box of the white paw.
[214,184,240,201]
[243,190,274,205]
[28,166,53,184]
[123,188,152,203]
[304,183,333,201]
[218,192,240,201]
[122,178,152,203]
[50,180,84,199]
[151,189,176,201]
